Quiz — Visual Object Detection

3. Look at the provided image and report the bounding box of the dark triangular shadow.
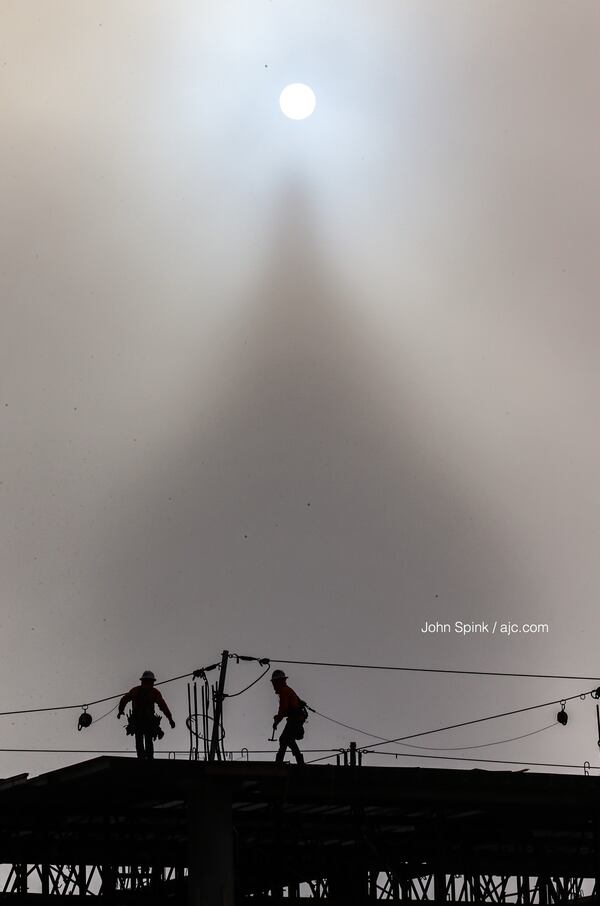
[93,178,533,668]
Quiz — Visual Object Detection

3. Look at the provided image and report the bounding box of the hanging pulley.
[78,705,92,731]
[556,700,568,726]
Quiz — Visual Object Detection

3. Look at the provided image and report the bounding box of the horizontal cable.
[0,668,207,718]
[396,722,558,751]
[7,747,585,771]
[357,688,592,753]
[311,707,558,751]
[0,747,337,755]
[3,653,596,719]
[305,688,591,762]
[270,657,600,682]
[360,750,599,771]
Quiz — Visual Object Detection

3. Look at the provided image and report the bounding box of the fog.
[1,1,600,778]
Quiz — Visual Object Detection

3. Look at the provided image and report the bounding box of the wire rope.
[89,703,119,724]
[0,667,208,718]
[0,747,338,755]
[355,750,599,771]
[396,722,558,751]
[357,688,592,754]
[224,665,271,698]
[269,658,600,682]
[304,688,591,761]
[311,707,558,751]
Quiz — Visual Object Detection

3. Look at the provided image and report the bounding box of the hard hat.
[140,670,156,682]
[271,669,287,681]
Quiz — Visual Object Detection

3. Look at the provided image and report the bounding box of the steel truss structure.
[2,863,185,898]
[0,758,599,904]
[246,873,594,903]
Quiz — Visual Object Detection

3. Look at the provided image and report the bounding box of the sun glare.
[279,84,317,120]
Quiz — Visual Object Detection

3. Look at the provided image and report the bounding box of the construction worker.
[117,670,175,760]
[271,669,307,765]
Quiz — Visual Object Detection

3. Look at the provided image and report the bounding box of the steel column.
[187,781,234,906]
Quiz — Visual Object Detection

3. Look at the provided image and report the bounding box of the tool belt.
[125,712,164,740]
[288,702,309,740]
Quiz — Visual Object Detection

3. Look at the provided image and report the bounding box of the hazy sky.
[1,1,600,779]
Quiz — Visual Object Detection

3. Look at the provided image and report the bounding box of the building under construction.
[0,757,599,904]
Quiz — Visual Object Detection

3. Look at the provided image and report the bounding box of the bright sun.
[279,84,317,121]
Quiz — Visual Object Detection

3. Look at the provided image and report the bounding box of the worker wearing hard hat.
[117,670,176,760]
[271,669,307,765]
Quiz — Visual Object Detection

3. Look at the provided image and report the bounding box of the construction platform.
[0,757,599,904]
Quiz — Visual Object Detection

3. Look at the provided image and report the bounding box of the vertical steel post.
[434,821,446,906]
[175,864,186,900]
[187,684,193,761]
[401,875,412,902]
[187,781,234,906]
[104,865,116,902]
[41,864,49,896]
[16,864,28,895]
[219,696,226,760]
[193,681,199,761]
[78,864,87,896]
[434,870,446,906]
[209,650,229,762]
[202,683,209,759]
[519,874,531,905]
[151,864,162,897]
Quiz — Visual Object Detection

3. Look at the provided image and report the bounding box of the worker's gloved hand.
[117,712,123,720]
[169,719,176,729]
[273,716,279,724]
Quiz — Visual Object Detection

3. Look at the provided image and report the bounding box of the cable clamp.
[193,666,212,681]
